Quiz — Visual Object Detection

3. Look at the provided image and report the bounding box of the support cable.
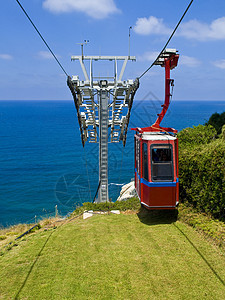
[15,0,69,77]
[93,180,101,203]
[138,0,194,80]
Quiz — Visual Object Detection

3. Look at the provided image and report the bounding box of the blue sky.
[1,0,225,101]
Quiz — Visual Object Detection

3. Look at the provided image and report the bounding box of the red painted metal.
[132,53,179,134]
[134,134,179,209]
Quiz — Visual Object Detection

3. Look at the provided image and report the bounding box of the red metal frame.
[132,53,179,134]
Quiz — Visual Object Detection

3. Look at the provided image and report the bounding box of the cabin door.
[150,144,175,207]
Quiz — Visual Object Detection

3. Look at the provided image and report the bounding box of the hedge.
[178,125,225,219]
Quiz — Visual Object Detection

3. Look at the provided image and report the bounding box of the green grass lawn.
[0,210,225,299]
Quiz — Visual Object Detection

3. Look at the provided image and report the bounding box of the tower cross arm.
[71,56,136,61]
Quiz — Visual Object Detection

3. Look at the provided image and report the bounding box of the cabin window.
[151,144,173,181]
[142,143,148,181]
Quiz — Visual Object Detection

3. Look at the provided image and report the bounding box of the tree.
[222,124,225,140]
[178,124,216,149]
[205,112,225,134]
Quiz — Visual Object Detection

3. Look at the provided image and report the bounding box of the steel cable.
[138,0,194,80]
[15,0,69,77]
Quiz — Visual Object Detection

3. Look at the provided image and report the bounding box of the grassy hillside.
[0,210,225,299]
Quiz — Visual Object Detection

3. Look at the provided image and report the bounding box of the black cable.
[138,0,194,80]
[15,0,69,77]
[93,180,101,203]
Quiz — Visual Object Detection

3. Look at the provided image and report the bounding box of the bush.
[179,135,225,219]
[222,124,225,140]
[205,111,225,134]
[178,124,216,148]
[72,197,140,216]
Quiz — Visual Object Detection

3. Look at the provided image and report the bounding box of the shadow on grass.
[174,223,225,287]
[15,229,55,299]
[137,206,178,226]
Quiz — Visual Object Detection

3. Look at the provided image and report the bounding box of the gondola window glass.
[151,145,173,181]
[142,143,148,180]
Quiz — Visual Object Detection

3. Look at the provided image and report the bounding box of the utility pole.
[128,26,132,58]
[77,40,89,60]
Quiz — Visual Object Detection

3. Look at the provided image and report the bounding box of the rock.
[83,210,93,220]
[110,210,120,214]
[117,181,136,201]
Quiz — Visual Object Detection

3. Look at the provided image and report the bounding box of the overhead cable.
[15,0,69,77]
[138,0,194,80]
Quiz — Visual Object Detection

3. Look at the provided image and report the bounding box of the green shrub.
[179,138,225,219]
[178,124,216,149]
[222,124,225,140]
[29,223,41,232]
[205,111,225,134]
[72,197,140,216]
[6,232,17,236]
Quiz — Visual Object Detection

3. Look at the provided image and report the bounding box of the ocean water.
[0,99,224,227]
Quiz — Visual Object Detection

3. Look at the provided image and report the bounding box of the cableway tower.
[67,54,139,203]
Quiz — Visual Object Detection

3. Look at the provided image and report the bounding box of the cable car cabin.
[134,131,179,209]
[132,49,180,209]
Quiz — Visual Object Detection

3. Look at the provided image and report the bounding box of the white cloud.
[179,17,225,41]
[138,51,160,62]
[212,59,225,69]
[37,51,59,60]
[133,16,171,35]
[134,15,225,41]
[43,0,120,19]
[179,55,201,67]
[0,54,13,60]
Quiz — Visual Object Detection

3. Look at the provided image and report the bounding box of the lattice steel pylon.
[67,55,139,203]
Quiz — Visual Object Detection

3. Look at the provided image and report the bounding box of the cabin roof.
[141,132,177,141]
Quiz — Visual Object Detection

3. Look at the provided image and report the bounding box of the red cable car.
[133,49,179,209]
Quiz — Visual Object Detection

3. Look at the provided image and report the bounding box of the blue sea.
[0,99,225,227]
